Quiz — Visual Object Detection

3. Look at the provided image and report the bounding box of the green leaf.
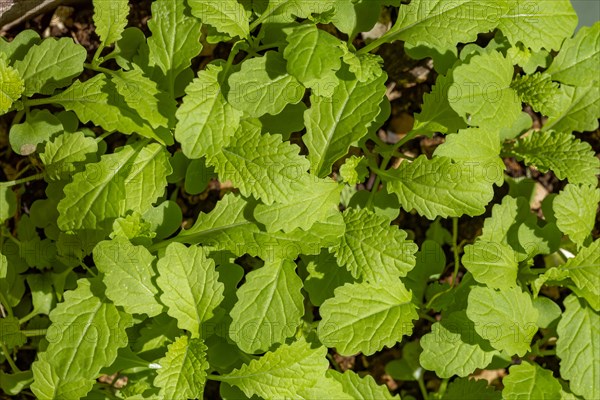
[544,83,600,134]
[253,178,341,232]
[497,0,577,52]
[258,102,307,138]
[467,286,538,356]
[506,43,551,75]
[188,0,249,39]
[0,316,26,349]
[507,131,600,186]
[0,370,33,396]
[502,362,562,400]
[57,141,171,232]
[342,52,383,83]
[328,369,398,399]
[228,51,304,117]
[511,72,562,117]
[30,278,133,400]
[219,338,329,399]
[318,280,417,356]
[385,341,423,382]
[111,68,173,129]
[450,51,521,129]
[40,131,98,181]
[547,22,600,86]
[533,296,562,329]
[0,58,24,114]
[442,377,500,400]
[212,128,310,205]
[433,127,504,186]
[0,252,25,308]
[413,73,467,136]
[302,251,354,307]
[384,155,495,219]
[304,67,387,177]
[154,336,208,399]
[175,62,242,160]
[9,109,62,156]
[391,0,500,54]
[147,0,203,88]
[284,24,344,95]
[0,187,17,223]
[0,30,40,63]
[93,238,162,316]
[331,208,417,282]
[403,240,446,303]
[230,259,304,353]
[557,295,600,400]
[462,241,518,290]
[93,0,130,46]
[14,37,85,96]
[420,311,497,378]
[47,74,171,145]
[156,243,224,338]
[558,240,600,311]
[339,155,368,185]
[174,194,344,260]
[554,185,600,246]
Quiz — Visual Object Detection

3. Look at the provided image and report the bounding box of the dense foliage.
[0,0,598,399]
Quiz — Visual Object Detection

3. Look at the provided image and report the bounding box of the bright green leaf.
[384,155,495,219]
[154,336,208,399]
[175,62,242,160]
[156,243,224,338]
[93,0,130,46]
[554,185,600,246]
[507,131,600,185]
[30,278,133,400]
[14,37,85,96]
[188,0,249,39]
[228,51,304,117]
[93,238,162,316]
[331,208,417,282]
[219,338,329,399]
[547,22,600,86]
[450,51,521,129]
[230,259,304,353]
[467,286,538,356]
[318,280,417,356]
[0,58,24,114]
[304,67,387,177]
[502,362,562,400]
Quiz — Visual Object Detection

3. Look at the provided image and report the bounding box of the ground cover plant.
[0,0,599,398]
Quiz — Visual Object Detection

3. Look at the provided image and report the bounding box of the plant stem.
[0,342,20,372]
[207,374,225,382]
[80,262,97,277]
[19,310,38,325]
[451,217,460,286]
[417,375,428,400]
[22,329,47,337]
[0,173,45,188]
[0,291,14,318]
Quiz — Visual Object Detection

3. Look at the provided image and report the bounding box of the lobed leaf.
[318,280,418,356]
[219,338,329,399]
[331,208,417,282]
[229,259,304,353]
[304,67,387,177]
[384,155,495,219]
[156,243,224,338]
[556,295,600,400]
[154,336,208,399]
